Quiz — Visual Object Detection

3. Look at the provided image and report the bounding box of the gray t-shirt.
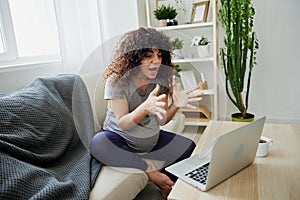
[103,76,166,153]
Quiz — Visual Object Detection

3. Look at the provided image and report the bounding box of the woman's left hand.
[172,85,203,109]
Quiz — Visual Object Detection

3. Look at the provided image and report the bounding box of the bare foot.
[146,170,174,190]
[160,188,172,199]
[145,160,174,190]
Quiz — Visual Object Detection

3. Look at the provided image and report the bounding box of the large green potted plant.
[219,0,259,122]
[153,4,178,26]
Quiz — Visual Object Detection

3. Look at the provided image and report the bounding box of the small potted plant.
[171,37,184,59]
[173,64,182,78]
[153,4,178,26]
[191,35,210,57]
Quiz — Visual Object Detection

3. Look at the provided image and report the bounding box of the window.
[0,30,5,54]
[0,0,61,66]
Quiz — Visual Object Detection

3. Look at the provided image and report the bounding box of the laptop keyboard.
[185,162,210,185]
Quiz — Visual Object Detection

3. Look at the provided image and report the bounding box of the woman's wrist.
[170,103,179,109]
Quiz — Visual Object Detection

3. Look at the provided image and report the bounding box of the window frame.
[0,0,62,68]
[0,0,18,61]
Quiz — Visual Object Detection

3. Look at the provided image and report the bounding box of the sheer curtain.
[54,0,102,73]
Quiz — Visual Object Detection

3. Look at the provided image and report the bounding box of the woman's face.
[139,47,162,80]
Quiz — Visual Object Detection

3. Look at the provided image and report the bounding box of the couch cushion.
[89,166,148,200]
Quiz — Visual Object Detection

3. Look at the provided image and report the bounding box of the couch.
[0,72,186,199]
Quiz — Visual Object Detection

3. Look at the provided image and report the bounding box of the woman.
[90,27,203,198]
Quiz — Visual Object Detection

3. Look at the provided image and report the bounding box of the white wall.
[253,0,300,124]
[219,0,300,124]
[98,0,139,42]
[95,0,140,68]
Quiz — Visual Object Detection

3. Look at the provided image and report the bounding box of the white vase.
[173,49,184,59]
[158,19,167,27]
[197,44,210,57]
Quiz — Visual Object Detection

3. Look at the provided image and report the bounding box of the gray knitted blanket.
[0,74,102,199]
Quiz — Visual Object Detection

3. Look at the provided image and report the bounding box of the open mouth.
[149,67,158,72]
[148,64,160,74]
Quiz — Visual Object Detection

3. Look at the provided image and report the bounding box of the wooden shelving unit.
[139,0,219,126]
[152,22,213,30]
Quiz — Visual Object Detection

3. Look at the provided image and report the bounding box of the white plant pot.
[158,19,167,27]
[197,44,210,57]
[173,49,184,59]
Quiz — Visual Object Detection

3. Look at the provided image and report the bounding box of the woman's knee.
[174,133,196,148]
[90,132,110,159]
[172,134,196,158]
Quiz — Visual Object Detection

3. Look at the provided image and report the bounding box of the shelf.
[181,105,211,115]
[186,88,215,95]
[196,88,215,95]
[152,22,213,31]
[184,118,210,126]
[181,105,211,126]
[201,89,214,95]
[173,57,213,63]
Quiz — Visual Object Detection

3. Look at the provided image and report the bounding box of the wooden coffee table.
[168,121,300,200]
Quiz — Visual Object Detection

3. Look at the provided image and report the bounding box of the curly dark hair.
[103,27,174,95]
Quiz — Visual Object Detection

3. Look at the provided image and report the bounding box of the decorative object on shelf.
[190,1,210,24]
[153,4,178,26]
[174,0,187,23]
[198,73,208,90]
[173,64,182,91]
[191,35,210,57]
[171,37,184,59]
[219,0,259,122]
[167,19,178,26]
[154,0,162,9]
[179,70,197,91]
[198,81,208,90]
[173,63,182,77]
[181,105,211,125]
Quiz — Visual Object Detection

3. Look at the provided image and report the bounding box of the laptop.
[166,117,266,191]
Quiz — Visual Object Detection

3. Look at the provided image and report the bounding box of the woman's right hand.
[144,84,167,120]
